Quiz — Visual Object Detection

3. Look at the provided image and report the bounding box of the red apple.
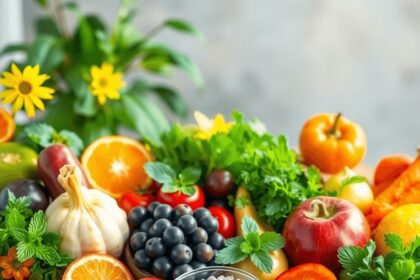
[282,196,370,274]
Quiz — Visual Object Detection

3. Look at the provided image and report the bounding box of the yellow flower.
[194,111,232,140]
[90,63,124,105]
[0,64,55,118]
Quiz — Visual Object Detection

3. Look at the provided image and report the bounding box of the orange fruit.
[62,253,134,280]
[276,263,337,280]
[373,204,420,255]
[0,108,15,143]
[81,136,152,198]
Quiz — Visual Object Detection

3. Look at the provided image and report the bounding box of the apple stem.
[303,199,330,220]
[330,113,342,137]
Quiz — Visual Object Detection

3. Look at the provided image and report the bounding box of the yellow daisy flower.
[90,63,124,105]
[0,64,55,118]
[194,111,233,140]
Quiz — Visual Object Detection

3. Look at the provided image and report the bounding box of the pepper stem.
[330,112,342,136]
[303,199,331,220]
[57,165,88,209]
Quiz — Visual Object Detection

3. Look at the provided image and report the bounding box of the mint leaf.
[260,232,284,251]
[242,232,261,253]
[5,208,26,229]
[242,216,258,235]
[9,228,28,241]
[240,240,254,255]
[180,185,196,196]
[145,162,176,184]
[225,237,244,247]
[161,183,178,193]
[341,176,368,187]
[389,259,415,280]
[215,241,248,265]
[58,130,84,156]
[385,233,405,254]
[28,211,47,239]
[43,232,62,248]
[34,245,62,265]
[338,242,371,273]
[16,242,35,261]
[250,250,273,273]
[179,166,201,185]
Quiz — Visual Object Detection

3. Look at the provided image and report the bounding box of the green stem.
[330,112,342,136]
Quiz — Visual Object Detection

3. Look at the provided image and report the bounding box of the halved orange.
[0,108,15,143]
[81,136,152,198]
[62,253,134,280]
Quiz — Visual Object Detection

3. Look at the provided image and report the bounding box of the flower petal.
[35,87,55,99]
[11,64,22,78]
[98,94,107,105]
[29,95,45,110]
[32,74,49,86]
[0,74,17,88]
[1,268,14,279]
[0,90,18,104]
[24,96,36,118]
[194,111,213,131]
[12,96,24,113]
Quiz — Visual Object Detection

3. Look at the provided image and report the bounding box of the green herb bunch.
[148,111,325,229]
[338,233,420,280]
[0,192,71,280]
[1,0,203,144]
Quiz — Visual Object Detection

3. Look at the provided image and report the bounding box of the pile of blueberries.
[128,202,226,279]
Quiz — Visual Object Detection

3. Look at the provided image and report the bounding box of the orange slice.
[62,253,134,280]
[0,108,15,143]
[81,136,152,198]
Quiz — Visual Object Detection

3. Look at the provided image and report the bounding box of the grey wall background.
[20,0,420,164]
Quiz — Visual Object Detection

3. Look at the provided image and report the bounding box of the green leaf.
[242,232,261,253]
[34,245,62,265]
[9,228,28,241]
[250,251,273,273]
[260,232,285,251]
[150,86,189,118]
[43,232,62,248]
[341,176,368,188]
[28,212,47,239]
[215,241,248,265]
[16,242,35,262]
[65,69,98,117]
[240,240,255,255]
[384,233,405,254]
[338,242,371,273]
[144,162,176,185]
[27,35,64,73]
[180,185,196,196]
[389,259,415,280]
[164,19,203,39]
[35,17,61,37]
[35,0,48,7]
[241,216,259,235]
[57,130,84,156]
[5,208,26,230]
[0,44,28,57]
[179,167,201,185]
[225,237,244,247]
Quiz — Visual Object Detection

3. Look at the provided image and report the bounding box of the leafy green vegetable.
[145,162,201,196]
[148,111,325,229]
[0,192,71,280]
[341,176,368,188]
[17,123,84,156]
[216,216,284,273]
[338,233,420,280]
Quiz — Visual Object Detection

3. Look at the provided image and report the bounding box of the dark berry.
[174,204,193,220]
[198,215,218,234]
[130,232,148,251]
[148,201,161,213]
[190,227,208,245]
[208,249,218,266]
[204,170,234,198]
[177,215,197,235]
[139,218,154,233]
[128,207,149,227]
[149,218,172,237]
[172,264,193,279]
[152,256,173,279]
[145,237,166,258]
[190,260,207,269]
[170,244,193,264]
[207,232,225,250]
[154,204,173,220]
[194,243,214,263]
[163,226,184,247]
[193,207,211,221]
[133,249,151,269]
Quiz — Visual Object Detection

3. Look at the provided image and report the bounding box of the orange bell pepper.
[299,113,367,174]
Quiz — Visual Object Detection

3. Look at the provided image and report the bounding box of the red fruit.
[118,191,156,214]
[157,185,205,210]
[208,206,236,238]
[282,196,370,274]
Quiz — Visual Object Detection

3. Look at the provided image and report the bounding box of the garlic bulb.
[46,164,129,258]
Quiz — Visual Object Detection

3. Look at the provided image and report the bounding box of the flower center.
[99,78,108,87]
[18,81,32,94]
[11,260,22,270]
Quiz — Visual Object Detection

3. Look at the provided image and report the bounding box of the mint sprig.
[145,162,201,196]
[215,216,285,273]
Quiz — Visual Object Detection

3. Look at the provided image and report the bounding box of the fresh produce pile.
[0,107,419,280]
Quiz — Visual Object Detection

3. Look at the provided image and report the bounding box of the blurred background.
[2,0,420,164]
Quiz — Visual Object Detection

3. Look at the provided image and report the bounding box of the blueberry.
[190,227,208,245]
[198,216,218,235]
[139,218,154,233]
[148,201,161,213]
[207,232,225,250]
[177,215,197,235]
[172,264,193,279]
[145,237,166,258]
[133,249,151,269]
[154,204,173,220]
[170,244,193,265]
[149,218,172,237]
[163,226,184,247]
[194,243,214,263]
[190,260,207,270]
[208,249,218,266]
[128,207,149,227]
[130,232,148,251]
[193,207,211,221]
[152,256,174,279]
[174,204,193,220]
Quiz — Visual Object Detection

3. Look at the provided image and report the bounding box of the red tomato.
[208,206,236,238]
[118,191,156,214]
[157,185,205,210]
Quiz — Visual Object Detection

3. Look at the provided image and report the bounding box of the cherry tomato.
[208,206,236,238]
[118,191,156,214]
[157,185,205,210]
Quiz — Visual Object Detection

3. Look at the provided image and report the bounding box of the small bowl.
[124,243,155,279]
[175,266,258,280]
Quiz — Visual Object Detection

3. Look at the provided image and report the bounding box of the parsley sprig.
[338,233,420,280]
[215,216,285,273]
[145,162,201,196]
